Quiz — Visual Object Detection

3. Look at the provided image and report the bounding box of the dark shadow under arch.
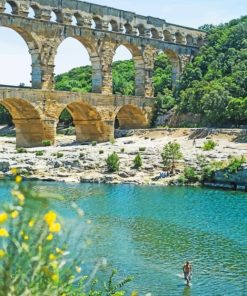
[115,104,148,129]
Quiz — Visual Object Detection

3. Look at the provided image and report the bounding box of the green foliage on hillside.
[177,16,247,127]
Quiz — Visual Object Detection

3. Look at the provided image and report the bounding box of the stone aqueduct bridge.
[0,0,205,147]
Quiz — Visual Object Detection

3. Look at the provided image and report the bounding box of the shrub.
[121,148,125,153]
[202,139,217,151]
[92,141,97,146]
[35,151,44,156]
[64,126,75,136]
[17,147,27,154]
[56,152,64,158]
[0,173,132,295]
[106,152,120,172]
[99,150,104,154]
[134,153,143,169]
[161,142,183,174]
[227,156,245,174]
[42,140,52,147]
[183,167,199,183]
[79,152,85,159]
[139,147,146,152]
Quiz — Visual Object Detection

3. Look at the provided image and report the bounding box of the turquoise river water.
[0,182,246,296]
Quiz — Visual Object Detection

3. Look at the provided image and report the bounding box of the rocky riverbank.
[0,128,247,187]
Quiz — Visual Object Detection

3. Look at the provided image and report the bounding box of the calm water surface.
[0,182,247,296]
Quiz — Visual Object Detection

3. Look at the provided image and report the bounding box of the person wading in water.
[183,261,192,286]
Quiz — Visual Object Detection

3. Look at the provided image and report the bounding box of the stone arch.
[137,24,145,36]
[30,4,42,19]
[164,49,181,85]
[115,104,148,129]
[0,98,45,147]
[113,43,146,96]
[175,32,183,44]
[186,34,193,45]
[109,20,118,32]
[0,25,41,88]
[54,36,101,93]
[4,1,18,14]
[151,28,159,39]
[92,16,102,30]
[164,30,173,42]
[57,101,111,143]
[73,12,83,26]
[197,36,204,47]
[124,23,133,34]
[50,10,63,23]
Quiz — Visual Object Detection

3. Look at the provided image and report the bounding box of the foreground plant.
[0,171,132,295]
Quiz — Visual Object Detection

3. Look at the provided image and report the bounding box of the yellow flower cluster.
[0,213,8,224]
[12,190,25,205]
[44,211,61,241]
[0,228,9,237]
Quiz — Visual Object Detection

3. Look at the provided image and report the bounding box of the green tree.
[106,152,120,172]
[161,142,183,173]
[133,152,143,169]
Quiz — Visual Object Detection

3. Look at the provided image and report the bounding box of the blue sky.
[0,0,246,86]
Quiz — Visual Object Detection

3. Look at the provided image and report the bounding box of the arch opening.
[112,45,135,96]
[28,7,35,19]
[71,16,78,26]
[57,101,110,143]
[137,24,145,36]
[91,17,102,30]
[175,32,183,44]
[0,98,45,147]
[151,28,159,39]
[0,27,32,87]
[124,23,132,34]
[54,37,92,93]
[163,49,181,86]
[186,34,193,45]
[109,20,118,32]
[164,30,173,42]
[115,105,148,130]
[4,1,18,14]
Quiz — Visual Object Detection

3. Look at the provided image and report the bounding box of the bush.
[227,156,245,174]
[0,173,132,295]
[99,150,104,155]
[139,147,146,152]
[134,153,143,169]
[106,152,120,172]
[35,151,44,156]
[202,139,217,151]
[109,136,115,145]
[92,141,97,146]
[17,147,27,154]
[56,152,64,158]
[42,140,52,147]
[121,148,125,153]
[79,152,85,159]
[183,167,199,183]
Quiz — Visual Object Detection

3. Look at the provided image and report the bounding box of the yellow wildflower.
[56,247,64,255]
[11,168,17,175]
[15,175,22,184]
[0,249,6,258]
[28,219,35,228]
[12,191,25,204]
[0,213,8,224]
[131,292,139,296]
[51,274,59,283]
[49,222,61,233]
[46,233,54,241]
[11,211,19,219]
[0,228,9,237]
[75,266,81,273]
[49,254,57,261]
[44,211,57,226]
[24,235,29,241]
